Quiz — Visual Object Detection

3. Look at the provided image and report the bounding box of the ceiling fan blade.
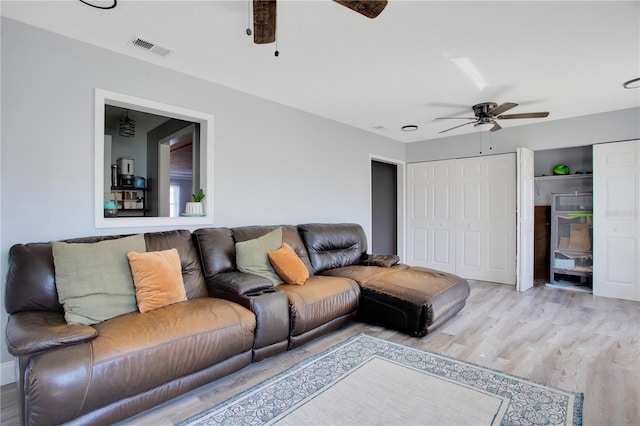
[436,117,477,120]
[490,122,502,132]
[488,102,518,116]
[498,112,550,120]
[253,0,276,44]
[439,121,477,134]
[333,0,388,19]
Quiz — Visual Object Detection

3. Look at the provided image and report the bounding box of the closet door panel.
[407,161,456,273]
[593,140,640,301]
[456,154,516,283]
[485,155,517,284]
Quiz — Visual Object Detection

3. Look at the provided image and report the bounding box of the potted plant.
[185,189,205,216]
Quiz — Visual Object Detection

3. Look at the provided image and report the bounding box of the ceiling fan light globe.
[474,122,493,131]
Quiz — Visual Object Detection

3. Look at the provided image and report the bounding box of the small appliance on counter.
[133,176,146,189]
[118,174,134,187]
[111,165,118,188]
[117,157,134,187]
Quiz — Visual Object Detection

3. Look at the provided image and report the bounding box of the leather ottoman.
[322,264,470,337]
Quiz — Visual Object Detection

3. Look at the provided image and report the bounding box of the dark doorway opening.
[371,160,397,255]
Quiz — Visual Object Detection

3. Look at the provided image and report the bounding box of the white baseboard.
[1,360,15,386]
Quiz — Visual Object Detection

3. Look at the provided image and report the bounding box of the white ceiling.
[2,0,639,143]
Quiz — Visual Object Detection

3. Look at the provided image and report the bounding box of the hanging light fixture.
[119,110,135,137]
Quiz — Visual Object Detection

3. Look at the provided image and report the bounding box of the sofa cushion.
[144,230,209,300]
[235,227,283,285]
[193,227,236,277]
[127,248,188,313]
[279,275,360,336]
[298,223,368,274]
[232,225,313,273]
[52,234,146,325]
[361,253,400,268]
[25,298,256,424]
[268,243,309,285]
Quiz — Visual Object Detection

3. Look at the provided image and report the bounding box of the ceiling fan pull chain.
[274,15,279,57]
[246,0,253,36]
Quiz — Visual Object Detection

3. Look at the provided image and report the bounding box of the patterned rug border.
[179,333,584,426]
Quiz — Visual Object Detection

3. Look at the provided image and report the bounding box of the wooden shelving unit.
[109,186,148,216]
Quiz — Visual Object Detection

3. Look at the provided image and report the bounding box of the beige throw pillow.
[52,234,146,325]
[235,228,283,285]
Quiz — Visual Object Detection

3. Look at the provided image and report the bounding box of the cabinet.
[550,192,592,291]
[110,187,147,217]
[534,206,551,282]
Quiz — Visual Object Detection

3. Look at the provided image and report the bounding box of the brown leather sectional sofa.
[4,223,470,425]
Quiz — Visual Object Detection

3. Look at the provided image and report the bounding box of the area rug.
[179,333,583,426]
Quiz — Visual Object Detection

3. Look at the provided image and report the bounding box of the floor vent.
[131,37,172,57]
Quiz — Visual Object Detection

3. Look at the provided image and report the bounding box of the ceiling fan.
[252,0,388,44]
[436,102,549,133]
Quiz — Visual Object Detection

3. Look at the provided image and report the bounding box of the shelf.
[545,281,592,293]
[554,249,592,255]
[552,267,592,276]
[111,186,148,191]
[535,174,592,181]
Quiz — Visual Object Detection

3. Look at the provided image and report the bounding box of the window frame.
[94,89,214,228]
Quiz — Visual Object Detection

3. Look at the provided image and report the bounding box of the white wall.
[0,19,405,376]
[406,107,640,163]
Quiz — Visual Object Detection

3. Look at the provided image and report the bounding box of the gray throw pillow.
[235,228,283,286]
[52,234,146,325]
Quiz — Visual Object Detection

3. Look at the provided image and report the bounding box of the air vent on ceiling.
[131,37,173,57]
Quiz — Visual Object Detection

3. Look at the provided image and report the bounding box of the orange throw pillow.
[127,248,187,313]
[268,243,309,285]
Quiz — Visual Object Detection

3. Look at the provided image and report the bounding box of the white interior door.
[593,140,640,301]
[516,147,535,292]
[456,154,516,284]
[407,160,456,273]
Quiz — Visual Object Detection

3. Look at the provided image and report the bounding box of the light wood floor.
[2,281,639,425]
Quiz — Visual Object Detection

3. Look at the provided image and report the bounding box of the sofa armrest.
[208,271,274,296]
[5,311,97,356]
[360,253,400,268]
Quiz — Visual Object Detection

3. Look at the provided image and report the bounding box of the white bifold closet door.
[406,158,457,274]
[593,140,640,301]
[407,153,516,285]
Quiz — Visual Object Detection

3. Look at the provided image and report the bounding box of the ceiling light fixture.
[474,121,494,132]
[119,110,135,137]
[623,77,640,89]
[402,125,418,132]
